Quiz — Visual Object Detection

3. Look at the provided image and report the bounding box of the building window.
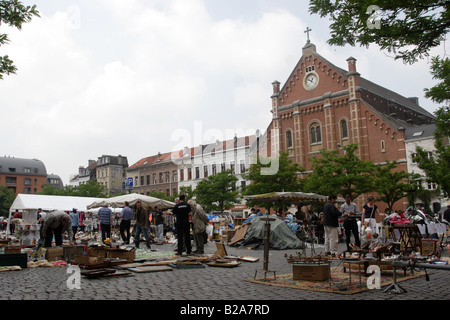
[24,178,31,186]
[381,140,386,153]
[195,167,200,179]
[230,161,235,174]
[204,166,208,178]
[240,160,245,173]
[140,176,145,186]
[188,168,192,180]
[428,181,437,190]
[286,130,293,148]
[179,169,184,181]
[5,177,16,185]
[310,123,321,144]
[212,164,217,175]
[146,175,150,185]
[340,120,348,139]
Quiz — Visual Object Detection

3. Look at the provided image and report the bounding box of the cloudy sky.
[0,0,447,185]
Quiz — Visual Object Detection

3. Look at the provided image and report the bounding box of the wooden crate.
[293,264,329,281]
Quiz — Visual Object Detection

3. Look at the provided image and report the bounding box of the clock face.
[304,72,318,90]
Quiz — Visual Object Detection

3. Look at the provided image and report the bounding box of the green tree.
[303,144,374,200]
[407,172,434,208]
[177,185,196,201]
[243,152,303,210]
[0,0,40,79]
[195,169,239,212]
[309,0,449,64]
[424,56,450,106]
[0,185,16,217]
[372,161,409,213]
[243,152,303,195]
[414,57,450,197]
[39,181,107,198]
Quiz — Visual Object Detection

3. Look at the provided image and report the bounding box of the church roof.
[277,42,435,127]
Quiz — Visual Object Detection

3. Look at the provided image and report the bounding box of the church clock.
[303,72,319,90]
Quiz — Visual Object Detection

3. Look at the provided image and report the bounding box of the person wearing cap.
[69,208,80,241]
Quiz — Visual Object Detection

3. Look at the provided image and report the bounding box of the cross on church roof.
[304,27,312,43]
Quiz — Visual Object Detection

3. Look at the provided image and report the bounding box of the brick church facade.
[264,41,435,211]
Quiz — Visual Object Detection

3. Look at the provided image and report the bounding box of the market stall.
[5,194,106,236]
[87,193,175,210]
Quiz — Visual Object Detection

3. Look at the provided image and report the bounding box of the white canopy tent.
[87,193,176,210]
[9,194,105,212]
[6,194,106,235]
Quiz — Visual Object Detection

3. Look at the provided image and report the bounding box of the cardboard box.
[45,247,64,261]
[106,248,135,263]
[293,264,329,281]
[421,239,439,256]
[26,248,47,262]
[63,246,87,263]
[89,247,107,258]
[73,255,104,266]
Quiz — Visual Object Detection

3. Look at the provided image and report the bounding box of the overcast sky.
[0,0,447,185]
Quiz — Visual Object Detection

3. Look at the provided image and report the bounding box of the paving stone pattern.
[1,242,449,301]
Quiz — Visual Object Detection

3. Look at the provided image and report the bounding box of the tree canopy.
[194,169,239,212]
[303,144,374,200]
[0,0,39,79]
[309,0,449,64]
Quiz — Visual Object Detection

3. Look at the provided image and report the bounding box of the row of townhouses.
[69,135,256,199]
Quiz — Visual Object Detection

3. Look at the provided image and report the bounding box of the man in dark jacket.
[172,195,192,255]
[323,194,341,256]
[134,201,151,249]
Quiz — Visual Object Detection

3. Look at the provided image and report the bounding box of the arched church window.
[286,130,293,148]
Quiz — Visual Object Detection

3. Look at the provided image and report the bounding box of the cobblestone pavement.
[1,241,449,305]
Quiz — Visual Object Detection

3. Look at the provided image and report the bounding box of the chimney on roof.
[272,81,280,95]
[408,97,419,105]
[347,56,357,73]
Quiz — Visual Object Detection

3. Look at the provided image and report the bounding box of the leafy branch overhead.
[0,0,40,79]
[309,0,449,64]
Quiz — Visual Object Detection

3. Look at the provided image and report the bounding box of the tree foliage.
[39,181,107,198]
[194,169,239,212]
[303,144,374,200]
[424,56,450,105]
[0,185,16,217]
[0,0,40,79]
[243,152,303,209]
[309,0,449,64]
[372,161,410,213]
[414,56,450,197]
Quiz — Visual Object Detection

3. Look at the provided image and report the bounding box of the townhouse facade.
[0,156,63,194]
